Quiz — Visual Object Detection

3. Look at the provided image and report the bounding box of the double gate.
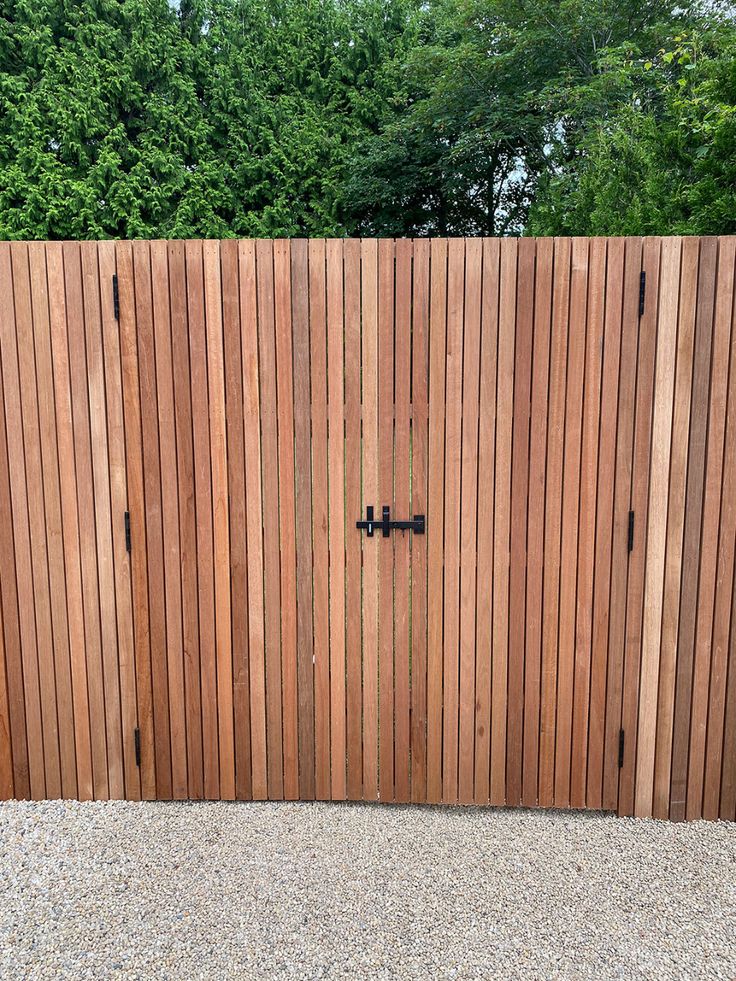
[0,236,734,820]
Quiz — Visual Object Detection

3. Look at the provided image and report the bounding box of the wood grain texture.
[0,236,733,822]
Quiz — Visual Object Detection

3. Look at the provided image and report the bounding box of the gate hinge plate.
[618,729,625,769]
[113,274,120,321]
[125,511,131,553]
[627,511,635,553]
[639,271,646,317]
[134,728,141,767]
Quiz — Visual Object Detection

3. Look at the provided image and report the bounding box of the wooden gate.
[0,237,734,820]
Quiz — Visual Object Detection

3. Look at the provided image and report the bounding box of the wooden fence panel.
[0,236,734,821]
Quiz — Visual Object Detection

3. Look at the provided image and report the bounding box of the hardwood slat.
[309,239,331,801]
[149,242,187,800]
[523,237,553,807]
[507,237,534,807]
[185,240,218,800]
[426,238,448,804]
[239,240,267,800]
[618,237,662,816]
[652,237,698,818]
[274,239,299,801]
[64,242,109,799]
[394,238,412,803]
[588,236,625,810]
[669,237,719,820]
[491,238,517,805]
[326,239,346,801]
[11,243,61,799]
[703,245,736,818]
[410,238,430,803]
[539,238,571,807]
[344,239,363,801]
[361,239,379,801]
[291,239,315,801]
[458,238,482,805]
[571,237,606,809]
[686,239,729,820]
[0,600,12,798]
[134,241,173,800]
[602,237,643,811]
[27,242,77,800]
[555,237,589,808]
[221,238,251,801]
[378,238,395,802]
[97,241,140,801]
[443,238,465,804]
[204,240,235,800]
[116,241,156,799]
[474,239,500,803]
[169,240,203,800]
[0,249,30,799]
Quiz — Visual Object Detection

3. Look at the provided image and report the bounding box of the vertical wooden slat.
[411,238,430,803]
[274,240,299,801]
[204,240,235,801]
[523,237,553,806]
[256,239,284,801]
[97,242,140,801]
[588,236,625,810]
[64,242,109,799]
[185,240,218,800]
[670,237,719,820]
[0,250,30,799]
[326,239,346,801]
[618,237,662,816]
[555,237,589,808]
[570,237,606,809]
[222,239,251,801]
[703,249,736,819]
[636,237,682,817]
[240,240,267,800]
[394,238,412,803]
[491,238,517,805]
[117,241,156,799]
[27,243,76,800]
[134,241,173,800]
[361,239,379,801]
[442,239,465,803]
[149,242,187,800]
[474,239,499,804]
[169,240,203,800]
[0,601,12,799]
[652,237,698,818]
[344,239,363,801]
[602,237,642,811]
[426,238,448,804]
[80,243,125,800]
[458,238,482,805]
[291,239,315,801]
[721,580,736,821]
[378,237,395,802]
[309,239,331,801]
[539,239,571,807]
[687,240,731,819]
[507,237,534,807]
[11,243,61,799]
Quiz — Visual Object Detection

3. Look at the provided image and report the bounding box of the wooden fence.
[0,237,734,821]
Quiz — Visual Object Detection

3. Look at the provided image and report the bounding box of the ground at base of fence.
[0,799,733,980]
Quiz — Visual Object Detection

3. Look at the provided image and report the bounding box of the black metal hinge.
[627,510,635,553]
[134,728,141,767]
[618,729,625,769]
[113,274,120,321]
[124,511,131,553]
[638,271,646,317]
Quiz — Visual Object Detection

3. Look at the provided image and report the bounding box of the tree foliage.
[0,0,733,239]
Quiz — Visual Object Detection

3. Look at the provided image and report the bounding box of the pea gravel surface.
[0,800,734,980]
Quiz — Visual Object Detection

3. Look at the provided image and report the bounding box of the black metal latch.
[356,505,425,537]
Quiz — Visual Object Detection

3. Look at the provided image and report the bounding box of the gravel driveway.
[0,799,733,980]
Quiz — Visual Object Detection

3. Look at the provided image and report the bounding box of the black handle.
[356,506,425,536]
